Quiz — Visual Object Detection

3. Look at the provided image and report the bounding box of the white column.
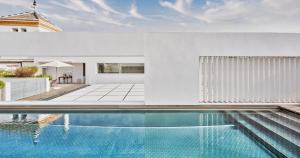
[235,57,239,103]
[278,58,282,102]
[225,57,230,103]
[203,57,207,102]
[241,57,246,102]
[293,57,297,102]
[230,57,235,103]
[209,57,213,102]
[220,57,225,102]
[262,57,266,103]
[295,57,300,103]
[273,58,277,102]
[283,58,287,102]
[199,57,204,102]
[250,57,254,103]
[215,57,220,103]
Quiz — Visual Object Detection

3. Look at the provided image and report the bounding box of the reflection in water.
[32,127,41,145]
[64,114,69,133]
[12,114,28,122]
[0,113,63,145]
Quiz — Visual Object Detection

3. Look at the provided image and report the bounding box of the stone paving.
[51,84,144,102]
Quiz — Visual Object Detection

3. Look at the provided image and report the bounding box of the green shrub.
[0,80,5,89]
[27,66,38,74]
[36,74,52,80]
[15,67,36,77]
[0,70,15,77]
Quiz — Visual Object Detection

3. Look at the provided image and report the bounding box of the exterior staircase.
[227,110,300,158]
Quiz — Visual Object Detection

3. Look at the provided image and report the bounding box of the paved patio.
[19,84,87,101]
[51,84,144,102]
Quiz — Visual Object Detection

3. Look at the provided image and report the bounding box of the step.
[242,112,300,148]
[250,111,300,145]
[276,110,300,123]
[258,111,300,133]
[228,112,300,158]
[226,112,286,158]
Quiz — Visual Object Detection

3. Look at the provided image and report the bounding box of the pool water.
[0,111,296,158]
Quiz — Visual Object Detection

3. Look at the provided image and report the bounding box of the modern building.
[0,33,299,105]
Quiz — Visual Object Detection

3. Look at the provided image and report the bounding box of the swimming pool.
[0,110,299,158]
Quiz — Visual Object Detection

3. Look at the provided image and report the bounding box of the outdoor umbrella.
[39,61,73,81]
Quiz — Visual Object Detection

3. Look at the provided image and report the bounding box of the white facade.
[0,33,300,104]
[0,25,51,32]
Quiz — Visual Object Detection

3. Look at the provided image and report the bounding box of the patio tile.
[89,84,105,88]
[75,96,102,101]
[118,84,133,88]
[100,96,124,101]
[52,96,77,102]
[133,84,144,88]
[51,84,145,102]
[128,91,144,96]
[131,89,144,92]
[102,84,119,88]
[87,91,109,96]
[95,88,114,92]
[107,91,128,96]
[124,96,144,102]
[113,89,130,92]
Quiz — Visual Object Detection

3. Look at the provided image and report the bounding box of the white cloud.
[0,0,31,8]
[69,0,94,13]
[91,0,125,16]
[197,0,300,25]
[197,1,249,23]
[48,0,130,27]
[158,0,300,26]
[159,0,193,15]
[129,2,147,20]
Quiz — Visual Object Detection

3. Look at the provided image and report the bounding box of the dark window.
[12,28,18,32]
[98,63,144,74]
[21,28,27,32]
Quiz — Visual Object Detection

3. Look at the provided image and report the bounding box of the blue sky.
[0,0,300,32]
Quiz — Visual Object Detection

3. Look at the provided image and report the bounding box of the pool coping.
[279,105,300,115]
[0,101,288,112]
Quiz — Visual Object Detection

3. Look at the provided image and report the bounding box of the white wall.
[1,33,300,104]
[0,33,144,56]
[144,33,300,105]
[1,78,50,101]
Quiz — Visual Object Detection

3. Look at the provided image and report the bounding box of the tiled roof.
[1,11,49,22]
[0,11,62,32]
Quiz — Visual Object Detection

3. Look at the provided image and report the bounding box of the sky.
[0,0,300,32]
